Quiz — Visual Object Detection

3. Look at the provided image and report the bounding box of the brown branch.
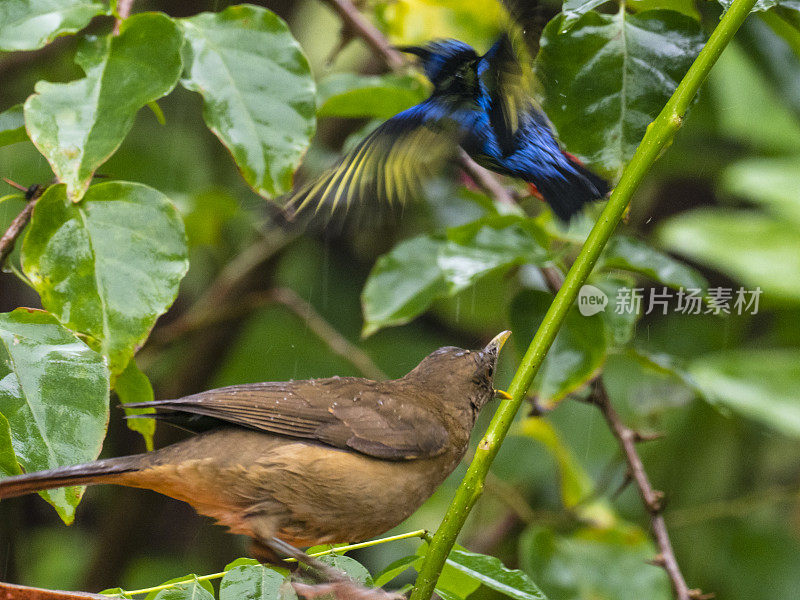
[112,0,134,35]
[0,184,44,268]
[0,582,108,600]
[589,380,709,600]
[321,0,405,71]
[321,4,704,598]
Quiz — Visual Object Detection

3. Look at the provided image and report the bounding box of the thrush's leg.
[254,537,403,600]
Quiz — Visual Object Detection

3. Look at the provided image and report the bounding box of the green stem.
[112,529,429,597]
[409,0,758,598]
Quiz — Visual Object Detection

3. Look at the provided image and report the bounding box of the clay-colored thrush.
[0,332,511,559]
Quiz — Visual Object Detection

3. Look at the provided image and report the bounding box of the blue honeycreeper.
[292,35,609,221]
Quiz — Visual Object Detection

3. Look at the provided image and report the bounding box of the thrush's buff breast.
[0,332,510,549]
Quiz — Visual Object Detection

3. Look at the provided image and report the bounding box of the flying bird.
[291,35,609,221]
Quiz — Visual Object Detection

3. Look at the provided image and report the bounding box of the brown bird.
[0,332,511,563]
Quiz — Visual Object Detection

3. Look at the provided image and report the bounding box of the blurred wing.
[290,99,462,214]
[126,380,448,460]
[480,33,534,156]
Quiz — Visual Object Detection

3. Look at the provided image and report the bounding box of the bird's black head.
[397,39,480,94]
[403,331,511,419]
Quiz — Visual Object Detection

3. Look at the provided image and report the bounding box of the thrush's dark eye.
[487,366,493,376]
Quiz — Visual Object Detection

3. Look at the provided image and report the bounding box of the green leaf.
[561,0,611,31]
[114,358,155,450]
[445,548,548,600]
[317,555,372,584]
[179,5,316,199]
[414,544,481,599]
[591,273,640,347]
[0,308,109,523]
[510,290,606,406]
[520,524,670,600]
[24,13,183,201]
[627,0,701,20]
[316,73,427,119]
[372,554,419,587]
[0,412,22,478]
[519,418,593,508]
[0,104,27,146]
[600,235,707,291]
[536,9,705,180]
[21,182,189,374]
[706,44,800,153]
[715,0,797,12]
[0,0,107,51]
[722,157,800,225]
[220,564,294,600]
[689,349,800,437]
[151,579,215,600]
[657,209,800,302]
[99,588,132,599]
[362,216,550,335]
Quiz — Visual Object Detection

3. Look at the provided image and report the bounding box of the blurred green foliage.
[1,1,800,600]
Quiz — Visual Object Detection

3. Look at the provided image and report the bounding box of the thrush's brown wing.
[125,378,449,460]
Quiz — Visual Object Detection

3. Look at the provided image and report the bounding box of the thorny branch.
[320,1,706,599]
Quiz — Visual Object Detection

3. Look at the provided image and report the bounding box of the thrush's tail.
[0,456,144,499]
[533,154,610,221]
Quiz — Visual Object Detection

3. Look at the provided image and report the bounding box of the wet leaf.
[180,5,316,199]
[0,0,107,51]
[600,235,707,291]
[373,555,419,587]
[24,13,183,202]
[151,579,215,600]
[561,0,610,31]
[536,10,705,179]
[0,308,109,523]
[520,524,670,600]
[716,0,799,12]
[657,209,800,302]
[510,290,606,406]
[114,358,155,450]
[317,555,372,584]
[519,418,593,508]
[414,544,481,599]
[0,104,27,146]
[445,548,548,600]
[317,73,428,119]
[690,349,800,437]
[362,216,550,336]
[21,182,189,374]
[722,157,800,225]
[0,412,22,478]
[591,273,639,347]
[220,563,294,600]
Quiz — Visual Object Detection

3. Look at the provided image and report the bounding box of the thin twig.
[321,0,406,70]
[154,287,386,380]
[457,150,516,205]
[589,380,707,600]
[0,184,44,268]
[113,0,135,35]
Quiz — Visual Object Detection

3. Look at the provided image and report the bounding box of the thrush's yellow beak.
[495,389,513,400]
[484,330,511,355]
